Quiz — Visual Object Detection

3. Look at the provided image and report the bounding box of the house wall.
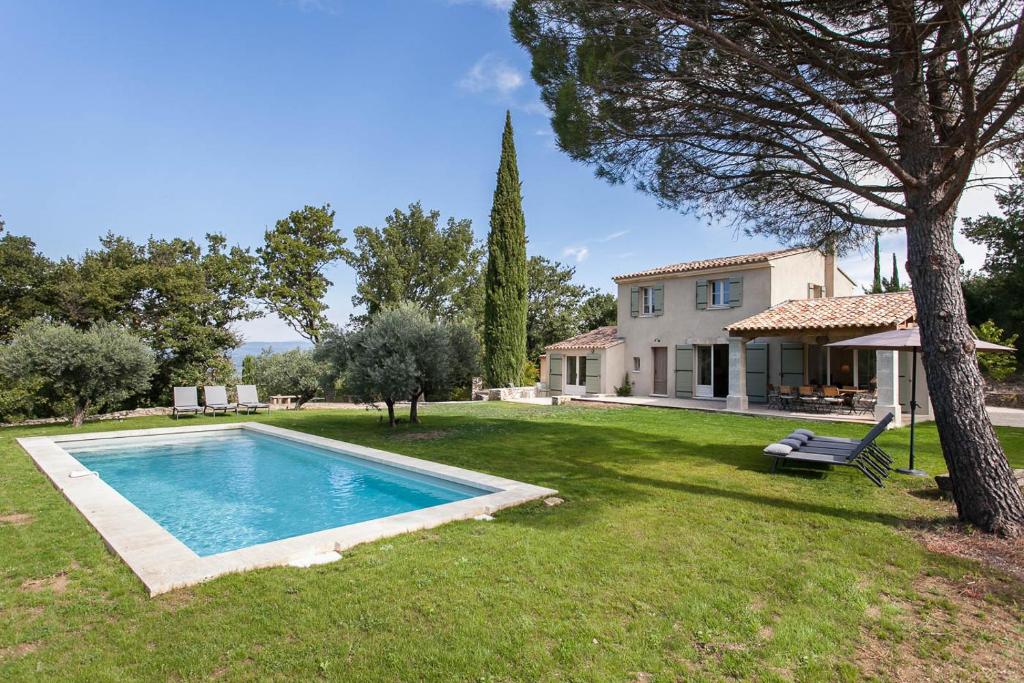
[616,264,773,396]
[602,344,626,395]
[767,250,858,303]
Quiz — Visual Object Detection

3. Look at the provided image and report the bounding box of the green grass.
[1,403,1022,681]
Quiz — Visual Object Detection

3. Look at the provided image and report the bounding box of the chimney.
[824,249,836,298]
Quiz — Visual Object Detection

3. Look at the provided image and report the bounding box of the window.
[710,279,731,307]
[633,356,641,372]
[566,356,587,386]
[641,286,656,315]
[567,357,577,386]
[808,284,824,299]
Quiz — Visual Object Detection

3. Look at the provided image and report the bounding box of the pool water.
[65,432,487,556]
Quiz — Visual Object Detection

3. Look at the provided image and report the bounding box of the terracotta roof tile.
[613,247,812,282]
[726,292,916,334]
[545,326,623,351]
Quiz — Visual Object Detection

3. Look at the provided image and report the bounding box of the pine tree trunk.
[905,203,1024,537]
[385,400,396,427]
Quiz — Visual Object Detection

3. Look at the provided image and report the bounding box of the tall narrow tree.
[870,233,883,294]
[483,111,528,386]
[887,254,902,292]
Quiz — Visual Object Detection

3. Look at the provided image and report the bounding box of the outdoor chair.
[762,413,895,486]
[172,386,202,419]
[766,384,781,410]
[203,386,238,415]
[821,386,845,413]
[777,385,796,411]
[236,384,270,414]
[798,385,822,412]
[851,391,877,416]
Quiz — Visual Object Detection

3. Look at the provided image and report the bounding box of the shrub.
[615,373,633,397]
[522,359,539,386]
[0,320,155,427]
[972,319,1019,382]
[246,349,326,407]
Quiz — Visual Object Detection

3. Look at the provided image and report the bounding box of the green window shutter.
[745,343,768,403]
[696,280,708,310]
[780,343,804,387]
[729,275,743,307]
[549,354,563,393]
[653,284,664,315]
[630,287,640,317]
[585,353,601,393]
[674,345,693,398]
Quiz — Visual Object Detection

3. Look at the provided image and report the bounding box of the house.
[543,247,926,426]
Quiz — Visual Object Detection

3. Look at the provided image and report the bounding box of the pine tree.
[483,111,528,387]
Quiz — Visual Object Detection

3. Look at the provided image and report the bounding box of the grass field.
[1,402,1022,681]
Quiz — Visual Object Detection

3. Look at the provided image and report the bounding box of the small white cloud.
[598,230,629,242]
[563,246,589,263]
[458,54,524,96]
[280,0,342,14]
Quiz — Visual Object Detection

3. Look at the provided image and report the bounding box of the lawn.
[1,403,1022,681]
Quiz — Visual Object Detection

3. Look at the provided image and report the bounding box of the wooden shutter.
[780,343,804,386]
[585,353,601,393]
[695,280,708,310]
[745,343,768,403]
[653,284,664,315]
[549,354,563,393]
[630,287,640,317]
[674,345,693,398]
[728,275,743,307]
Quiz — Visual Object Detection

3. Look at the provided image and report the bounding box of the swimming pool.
[64,431,489,556]
[19,423,556,595]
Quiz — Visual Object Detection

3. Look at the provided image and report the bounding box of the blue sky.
[0,0,998,341]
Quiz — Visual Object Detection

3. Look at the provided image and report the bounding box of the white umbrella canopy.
[826,327,1014,477]
[826,327,1015,353]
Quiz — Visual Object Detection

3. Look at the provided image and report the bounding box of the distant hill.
[230,341,312,371]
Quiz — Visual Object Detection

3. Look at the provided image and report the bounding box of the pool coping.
[17,422,557,596]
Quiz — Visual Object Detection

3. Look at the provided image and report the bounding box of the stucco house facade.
[543,247,927,426]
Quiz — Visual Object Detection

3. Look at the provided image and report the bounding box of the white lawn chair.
[203,386,237,415]
[172,387,202,419]
[236,385,270,414]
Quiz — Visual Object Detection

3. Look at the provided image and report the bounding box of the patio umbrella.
[827,328,1015,476]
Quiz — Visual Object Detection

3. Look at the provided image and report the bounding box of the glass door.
[695,345,713,398]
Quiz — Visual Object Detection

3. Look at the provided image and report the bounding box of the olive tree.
[0,320,155,427]
[512,0,1024,535]
[245,348,326,408]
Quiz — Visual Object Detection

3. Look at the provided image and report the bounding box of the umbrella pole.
[897,348,928,477]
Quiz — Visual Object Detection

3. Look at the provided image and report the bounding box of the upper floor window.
[641,286,656,315]
[808,284,824,299]
[710,279,731,307]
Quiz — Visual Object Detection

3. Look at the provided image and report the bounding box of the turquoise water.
[65,432,487,556]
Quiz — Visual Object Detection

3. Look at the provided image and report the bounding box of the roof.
[545,326,623,351]
[727,292,916,334]
[613,247,812,282]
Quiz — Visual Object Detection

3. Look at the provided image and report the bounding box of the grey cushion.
[780,438,804,449]
[763,443,793,456]
[785,432,810,444]
[794,428,815,437]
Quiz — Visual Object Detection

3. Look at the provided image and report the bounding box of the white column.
[874,349,902,426]
[726,337,749,411]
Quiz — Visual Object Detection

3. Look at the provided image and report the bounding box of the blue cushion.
[794,428,815,438]
[780,438,804,449]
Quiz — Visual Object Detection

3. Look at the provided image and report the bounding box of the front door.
[695,345,713,397]
[652,347,668,395]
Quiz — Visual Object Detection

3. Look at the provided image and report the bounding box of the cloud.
[279,0,342,14]
[598,230,629,242]
[563,246,590,263]
[458,54,525,96]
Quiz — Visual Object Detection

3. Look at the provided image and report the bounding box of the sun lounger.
[236,384,270,414]
[172,387,202,419]
[203,386,238,415]
[762,413,895,486]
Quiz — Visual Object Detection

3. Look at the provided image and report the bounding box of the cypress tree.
[483,111,528,387]
[889,253,901,291]
[870,232,882,293]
